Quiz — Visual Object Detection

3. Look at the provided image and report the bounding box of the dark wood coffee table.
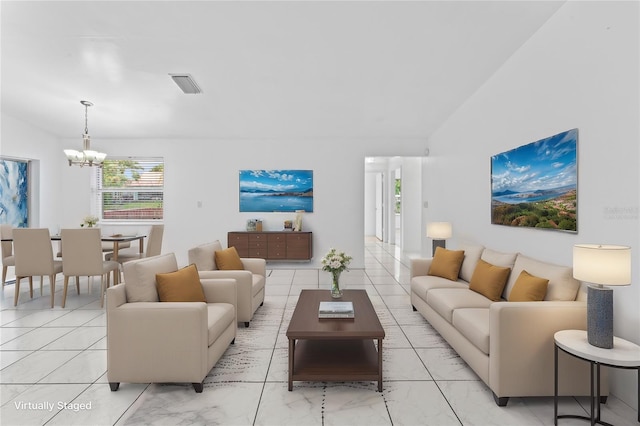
[286,289,385,391]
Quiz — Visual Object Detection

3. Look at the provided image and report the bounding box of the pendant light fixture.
[64,100,107,167]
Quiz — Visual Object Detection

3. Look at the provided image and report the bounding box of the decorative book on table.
[318,301,354,318]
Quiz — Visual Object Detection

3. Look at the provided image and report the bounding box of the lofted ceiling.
[1,1,564,141]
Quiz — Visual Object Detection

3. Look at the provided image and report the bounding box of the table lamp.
[573,244,631,349]
[426,222,452,256]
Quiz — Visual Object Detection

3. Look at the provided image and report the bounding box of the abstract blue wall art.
[0,158,29,227]
[491,129,577,232]
[239,170,313,212]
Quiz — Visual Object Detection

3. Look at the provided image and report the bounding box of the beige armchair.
[107,253,237,393]
[188,241,265,327]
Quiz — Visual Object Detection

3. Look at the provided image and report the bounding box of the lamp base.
[587,285,613,349]
[432,240,446,257]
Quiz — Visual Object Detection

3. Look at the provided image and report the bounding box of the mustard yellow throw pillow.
[156,264,206,303]
[508,270,549,302]
[469,259,511,301]
[214,246,245,270]
[427,247,465,281]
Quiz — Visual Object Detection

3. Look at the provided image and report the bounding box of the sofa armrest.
[240,257,266,277]
[410,258,433,279]
[107,301,209,382]
[201,278,237,307]
[106,283,127,311]
[199,271,251,321]
[489,300,588,397]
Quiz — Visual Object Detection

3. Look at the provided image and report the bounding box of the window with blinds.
[94,158,164,221]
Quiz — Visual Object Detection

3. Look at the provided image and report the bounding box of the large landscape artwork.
[491,129,577,232]
[0,158,29,227]
[239,170,313,212]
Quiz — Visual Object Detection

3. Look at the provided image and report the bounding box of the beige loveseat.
[410,243,604,406]
[188,241,266,327]
[107,253,237,393]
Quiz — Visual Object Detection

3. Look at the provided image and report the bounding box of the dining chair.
[1,224,16,287]
[61,228,119,308]
[12,228,63,307]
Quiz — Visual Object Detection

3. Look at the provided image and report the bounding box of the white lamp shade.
[426,222,452,239]
[573,244,631,286]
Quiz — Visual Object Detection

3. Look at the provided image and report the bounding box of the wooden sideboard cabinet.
[228,231,312,261]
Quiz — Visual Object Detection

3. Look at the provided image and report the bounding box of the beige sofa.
[410,242,605,406]
[107,253,237,393]
[188,241,266,327]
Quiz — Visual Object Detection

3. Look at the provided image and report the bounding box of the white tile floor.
[1,239,638,425]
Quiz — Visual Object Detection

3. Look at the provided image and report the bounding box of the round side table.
[554,329,640,425]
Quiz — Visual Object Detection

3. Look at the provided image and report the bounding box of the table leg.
[554,344,559,425]
[288,338,295,391]
[113,241,120,262]
[378,338,383,392]
[113,241,120,284]
[590,361,595,426]
[596,363,601,423]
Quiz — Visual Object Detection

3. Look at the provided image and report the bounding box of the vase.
[331,270,343,299]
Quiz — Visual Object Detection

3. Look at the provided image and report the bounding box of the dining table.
[52,234,147,262]
[2,234,146,260]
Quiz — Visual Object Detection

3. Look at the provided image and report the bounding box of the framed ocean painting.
[239,170,313,212]
[491,129,577,232]
[0,158,29,227]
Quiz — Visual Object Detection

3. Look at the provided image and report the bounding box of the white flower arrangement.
[81,215,99,227]
[321,248,352,274]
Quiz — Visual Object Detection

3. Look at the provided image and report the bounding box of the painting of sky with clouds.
[239,170,313,212]
[491,129,577,231]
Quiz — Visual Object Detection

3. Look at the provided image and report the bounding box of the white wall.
[424,1,639,408]
[400,157,422,254]
[363,171,377,236]
[53,137,425,269]
[0,114,64,231]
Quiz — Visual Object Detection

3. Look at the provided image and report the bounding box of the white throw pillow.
[188,240,223,271]
[458,242,485,282]
[504,254,579,301]
[123,253,179,302]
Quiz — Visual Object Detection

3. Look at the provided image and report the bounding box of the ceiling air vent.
[169,74,202,94]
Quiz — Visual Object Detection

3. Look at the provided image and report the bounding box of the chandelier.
[64,100,107,167]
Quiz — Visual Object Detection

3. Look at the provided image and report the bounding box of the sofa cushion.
[411,275,469,303]
[469,259,511,301]
[123,253,179,302]
[508,270,549,302]
[156,264,207,303]
[188,240,223,271]
[428,247,465,281]
[426,288,493,323]
[459,242,485,282]
[215,246,245,270]
[206,303,236,346]
[504,254,579,301]
[481,248,518,269]
[452,308,490,355]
